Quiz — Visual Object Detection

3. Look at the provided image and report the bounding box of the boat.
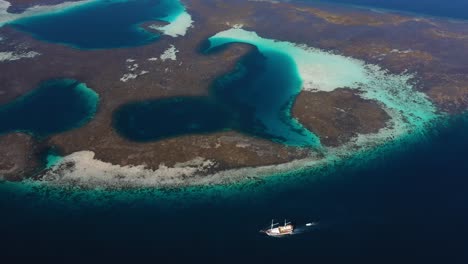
[261,219,294,237]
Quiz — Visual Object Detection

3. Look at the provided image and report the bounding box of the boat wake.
[293,222,320,235]
[261,220,320,237]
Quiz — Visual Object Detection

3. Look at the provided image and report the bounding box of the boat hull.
[261,224,294,237]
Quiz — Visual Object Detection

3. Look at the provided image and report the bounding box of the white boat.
[261,219,294,237]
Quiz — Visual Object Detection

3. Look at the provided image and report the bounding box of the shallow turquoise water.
[9,0,187,49]
[0,78,99,138]
[113,49,319,147]
[212,48,319,146]
[0,0,467,260]
[206,28,438,151]
[45,149,64,169]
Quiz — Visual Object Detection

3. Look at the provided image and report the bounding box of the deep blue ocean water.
[0,0,467,262]
[1,114,467,262]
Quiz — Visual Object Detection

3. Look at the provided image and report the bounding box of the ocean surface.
[2,114,467,262]
[1,0,467,262]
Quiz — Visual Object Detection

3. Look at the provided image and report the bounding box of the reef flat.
[3,0,80,14]
[0,0,92,25]
[0,0,467,188]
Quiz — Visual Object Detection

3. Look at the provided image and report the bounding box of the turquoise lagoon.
[206,28,438,140]
[52,28,440,189]
[0,78,99,138]
[7,0,192,49]
[1,1,467,261]
[114,48,319,147]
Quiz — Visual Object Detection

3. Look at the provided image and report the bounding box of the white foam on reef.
[41,151,217,188]
[120,70,148,82]
[0,50,39,61]
[148,0,193,38]
[0,0,96,27]
[120,73,138,82]
[120,59,149,82]
[160,44,178,61]
[39,28,439,189]
[209,28,369,92]
[150,12,193,38]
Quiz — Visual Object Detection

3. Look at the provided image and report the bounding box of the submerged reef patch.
[39,28,440,188]
[206,28,437,136]
[113,48,319,147]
